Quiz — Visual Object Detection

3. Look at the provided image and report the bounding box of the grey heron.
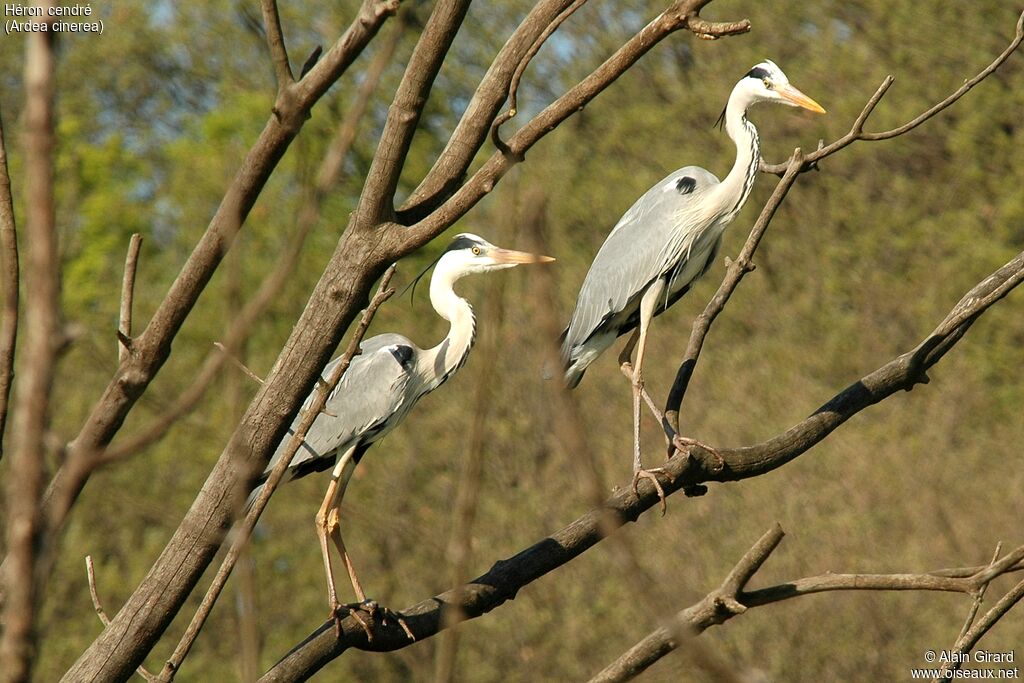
[252,233,553,630]
[560,60,824,491]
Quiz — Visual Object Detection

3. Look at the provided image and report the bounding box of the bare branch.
[1,21,58,682]
[591,533,1024,683]
[356,0,471,225]
[261,245,1024,680]
[156,268,396,682]
[261,0,295,89]
[0,106,19,457]
[761,10,1024,175]
[85,557,157,683]
[214,342,264,385]
[117,234,143,364]
[397,0,750,252]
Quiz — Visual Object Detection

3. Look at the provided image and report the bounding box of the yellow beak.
[491,248,556,265]
[778,83,826,114]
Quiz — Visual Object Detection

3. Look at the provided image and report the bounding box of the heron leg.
[316,447,373,638]
[627,282,670,513]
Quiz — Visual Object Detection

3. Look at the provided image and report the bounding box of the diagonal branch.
[394,0,750,248]
[591,531,1024,683]
[261,244,1024,681]
[761,10,1024,175]
[261,0,295,89]
[356,0,472,225]
[155,268,396,682]
[0,106,19,458]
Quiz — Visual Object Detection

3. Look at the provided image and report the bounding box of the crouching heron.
[252,233,553,633]
[560,60,825,497]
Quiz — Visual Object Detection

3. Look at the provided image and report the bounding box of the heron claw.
[671,435,724,470]
[330,599,414,642]
[631,468,668,516]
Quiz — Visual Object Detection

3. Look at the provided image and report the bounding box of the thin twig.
[957,542,1002,642]
[261,0,295,89]
[213,342,264,385]
[118,234,143,364]
[761,10,1024,175]
[156,268,396,682]
[0,24,58,682]
[0,105,19,458]
[85,556,157,682]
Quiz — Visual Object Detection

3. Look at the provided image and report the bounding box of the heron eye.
[471,246,481,255]
[763,78,773,90]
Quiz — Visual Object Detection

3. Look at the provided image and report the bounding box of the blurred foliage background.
[1,0,1023,680]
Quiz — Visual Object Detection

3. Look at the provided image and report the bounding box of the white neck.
[713,85,761,221]
[420,258,477,391]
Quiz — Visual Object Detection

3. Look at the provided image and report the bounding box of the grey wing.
[264,333,417,480]
[563,166,720,352]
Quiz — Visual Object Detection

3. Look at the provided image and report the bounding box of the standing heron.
[560,60,824,490]
[252,233,553,630]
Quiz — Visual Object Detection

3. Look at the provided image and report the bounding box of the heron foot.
[670,435,724,470]
[631,467,668,516]
[330,599,415,642]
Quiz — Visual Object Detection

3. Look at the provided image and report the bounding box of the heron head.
[404,233,555,300]
[738,60,826,113]
[438,233,555,275]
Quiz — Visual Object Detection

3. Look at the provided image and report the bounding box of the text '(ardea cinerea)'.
[560,60,825,498]
[251,233,553,634]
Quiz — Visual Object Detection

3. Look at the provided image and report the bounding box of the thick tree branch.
[156,269,396,682]
[590,531,1024,683]
[396,0,750,252]
[1,18,57,683]
[0,106,19,457]
[261,0,295,89]
[261,244,1023,681]
[356,0,471,225]
[761,10,1024,175]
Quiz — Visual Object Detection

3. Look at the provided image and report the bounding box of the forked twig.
[85,556,157,682]
[118,233,143,363]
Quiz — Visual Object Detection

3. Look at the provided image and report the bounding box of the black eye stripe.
[446,235,483,253]
[745,66,771,81]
